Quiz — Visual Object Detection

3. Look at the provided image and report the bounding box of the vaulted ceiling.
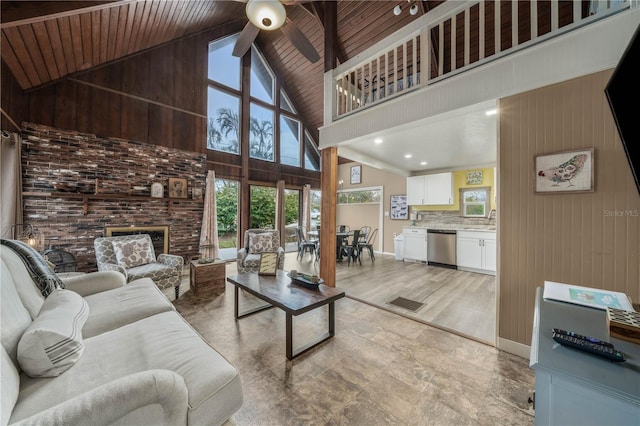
[1,0,445,136]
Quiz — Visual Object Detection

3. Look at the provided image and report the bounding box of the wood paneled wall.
[1,61,27,131]
[499,70,640,346]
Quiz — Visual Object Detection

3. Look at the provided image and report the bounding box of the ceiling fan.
[232,0,320,63]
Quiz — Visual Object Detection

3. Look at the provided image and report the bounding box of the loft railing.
[329,0,631,121]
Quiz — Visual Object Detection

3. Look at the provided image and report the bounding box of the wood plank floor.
[275,251,496,344]
[172,272,534,425]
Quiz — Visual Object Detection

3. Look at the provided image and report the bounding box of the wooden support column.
[239,46,252,243]
[320,147,337,287]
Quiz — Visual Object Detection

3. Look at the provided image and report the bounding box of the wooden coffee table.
[227,270,345,360]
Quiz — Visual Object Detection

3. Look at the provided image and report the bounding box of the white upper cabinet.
[406,172,453,205]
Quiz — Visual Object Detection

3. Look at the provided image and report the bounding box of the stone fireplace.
[105,226,169,255]
[21,123,206,272]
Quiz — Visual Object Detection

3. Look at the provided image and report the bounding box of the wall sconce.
[338,179,344,190]
[394,1,420,16]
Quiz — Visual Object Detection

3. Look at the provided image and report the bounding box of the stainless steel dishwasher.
[427,229,457,269]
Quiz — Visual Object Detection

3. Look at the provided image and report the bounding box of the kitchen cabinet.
[456,230,496,274]
[406,173,453,205]
[402,227,427,262]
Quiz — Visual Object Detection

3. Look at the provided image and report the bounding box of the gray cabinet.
[530,287,640,425]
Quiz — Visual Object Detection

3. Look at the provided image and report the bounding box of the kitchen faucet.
[486,209,497,219]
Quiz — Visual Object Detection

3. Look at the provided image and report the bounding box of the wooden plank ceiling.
[1,0,444,134]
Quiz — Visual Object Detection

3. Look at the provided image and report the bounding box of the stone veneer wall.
[21,123,206,272]
[412,210,496,230]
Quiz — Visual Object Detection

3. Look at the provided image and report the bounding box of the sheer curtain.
[199,170,219,260]
[302,184,311,234]
[1,131,22,239]
[275,180,285,248]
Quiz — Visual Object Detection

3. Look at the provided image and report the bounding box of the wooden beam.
[319,147,337,287]
[323,1,338,72]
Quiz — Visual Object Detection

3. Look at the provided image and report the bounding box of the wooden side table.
[190,260,226,296]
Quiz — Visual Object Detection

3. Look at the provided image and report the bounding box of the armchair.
[94,234,184,298]
[236,229,285,274]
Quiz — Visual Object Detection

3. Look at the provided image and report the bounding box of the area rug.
[388,296,424,312]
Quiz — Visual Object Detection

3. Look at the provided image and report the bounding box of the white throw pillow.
[112,237,156,268]
[17,289,89,377]
[248,232,276,254]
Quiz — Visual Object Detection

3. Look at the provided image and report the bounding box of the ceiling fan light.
[393,5,402,16]
[410,4,419,15]
[246,0,286,31]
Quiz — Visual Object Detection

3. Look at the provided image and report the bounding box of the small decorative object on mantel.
[258,252,278,275]
[168,178,188,198]
[535,148,594,193]
[192,187,203,200]
[150,182,164,198]
[466,171,483,185]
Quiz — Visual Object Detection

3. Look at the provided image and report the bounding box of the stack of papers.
[543,281,634,311]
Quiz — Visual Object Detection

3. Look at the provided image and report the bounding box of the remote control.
[552,328,614,348]
[552,330,626,362]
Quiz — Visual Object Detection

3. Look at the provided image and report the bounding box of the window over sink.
[460,187,491,217]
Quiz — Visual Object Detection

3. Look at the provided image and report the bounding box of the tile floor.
[171,262,536,425]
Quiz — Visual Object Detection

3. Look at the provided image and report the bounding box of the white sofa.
[1,241,243,426]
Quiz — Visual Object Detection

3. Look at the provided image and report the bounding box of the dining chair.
[359,226,371,243]
[345,229,361,266]
[336,225,350,233]
[296,226,316,261]
[358,228,378,262]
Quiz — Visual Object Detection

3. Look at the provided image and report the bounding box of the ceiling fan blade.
[280,19,320,63]
[233,21,260,58]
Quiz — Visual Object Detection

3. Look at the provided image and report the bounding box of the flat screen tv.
[605,23,640,195]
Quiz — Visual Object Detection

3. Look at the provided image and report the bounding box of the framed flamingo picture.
[535,148,594,193]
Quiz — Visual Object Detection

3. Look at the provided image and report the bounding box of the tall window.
[207,34,320,169]
[215,179,239,260]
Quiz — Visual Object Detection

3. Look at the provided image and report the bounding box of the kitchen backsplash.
[411,210,496,230]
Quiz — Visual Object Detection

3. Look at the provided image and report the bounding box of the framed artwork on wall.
[390,195,408,220]
[466,171,483,185]
[535,148,594,193]
[350,165,362,184]
[150,182,164,198]
[168,178,188,198]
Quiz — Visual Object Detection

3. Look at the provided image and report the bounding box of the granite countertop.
[404,224,496,232]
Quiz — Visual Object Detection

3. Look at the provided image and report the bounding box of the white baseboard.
[498,337,531,360]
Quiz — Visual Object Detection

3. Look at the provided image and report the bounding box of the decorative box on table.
[190,259,226,296]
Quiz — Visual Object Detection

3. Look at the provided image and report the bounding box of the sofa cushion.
[1,345,19,426]
[82,278,174,338]
[247,232,276,254]
[10,311,243,426]
[112,238,156,269]
[1,257,34,365]
[126,262,177,283]
[17,289,89,377]
[1,245,45,319]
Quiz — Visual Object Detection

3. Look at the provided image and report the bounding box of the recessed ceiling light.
[404,154,412,159]
[420,161,427,165]
[374,138,383,144]
[485,108,497,116]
